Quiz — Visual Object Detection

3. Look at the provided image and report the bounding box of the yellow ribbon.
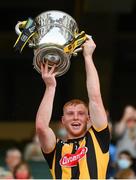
[64,31,87,53]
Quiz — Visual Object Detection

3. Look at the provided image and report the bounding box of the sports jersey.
[43,126,110,179]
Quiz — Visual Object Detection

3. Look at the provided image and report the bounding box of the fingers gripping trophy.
[14,10,88,76]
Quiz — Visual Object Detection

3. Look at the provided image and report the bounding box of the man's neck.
[67,131,87,140]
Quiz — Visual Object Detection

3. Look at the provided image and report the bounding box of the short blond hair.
[63,99,88,113]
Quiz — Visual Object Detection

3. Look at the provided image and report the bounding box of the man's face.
[15,164,30,179]
[6,151,21,171]
[62,104,89,139]
[126,118,136,128]
[119,153,131,161]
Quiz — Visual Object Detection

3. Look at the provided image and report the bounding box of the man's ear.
[87,115,92,130]
[61,116,65,125]
[87,115,91,122]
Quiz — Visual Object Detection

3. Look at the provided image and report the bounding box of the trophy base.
[33,46,71,77]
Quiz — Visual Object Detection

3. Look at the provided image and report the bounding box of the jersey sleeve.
[91,126,110,153]
[42,145,56,169]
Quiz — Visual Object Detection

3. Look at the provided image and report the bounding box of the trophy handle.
[72,47,82,56]
[15,21,27,35]
[64,31,87,55]
[14,20,36,49]
[72,35,92,56]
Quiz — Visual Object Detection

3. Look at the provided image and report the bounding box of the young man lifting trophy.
[14,10,110,179]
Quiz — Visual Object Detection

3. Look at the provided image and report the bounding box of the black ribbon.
[14,17,36,52]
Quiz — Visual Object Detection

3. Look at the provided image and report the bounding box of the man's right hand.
[41,61,57,88]
[36,61,57,154]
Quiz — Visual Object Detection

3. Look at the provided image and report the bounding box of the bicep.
[89,98,108,130]
[37,127,56,154]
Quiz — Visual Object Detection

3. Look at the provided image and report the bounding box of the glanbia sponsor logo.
[60,147,88,167]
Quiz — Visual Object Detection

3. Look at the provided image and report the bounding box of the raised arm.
[36,62,57,153]
[115,105,135,136]
[82,37,107,131]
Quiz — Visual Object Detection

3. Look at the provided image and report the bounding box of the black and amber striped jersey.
[43,126,110,179]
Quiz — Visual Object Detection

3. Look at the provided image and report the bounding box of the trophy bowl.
[14,10,87,76]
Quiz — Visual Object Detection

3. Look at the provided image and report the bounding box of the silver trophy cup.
[15,10,86,76]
